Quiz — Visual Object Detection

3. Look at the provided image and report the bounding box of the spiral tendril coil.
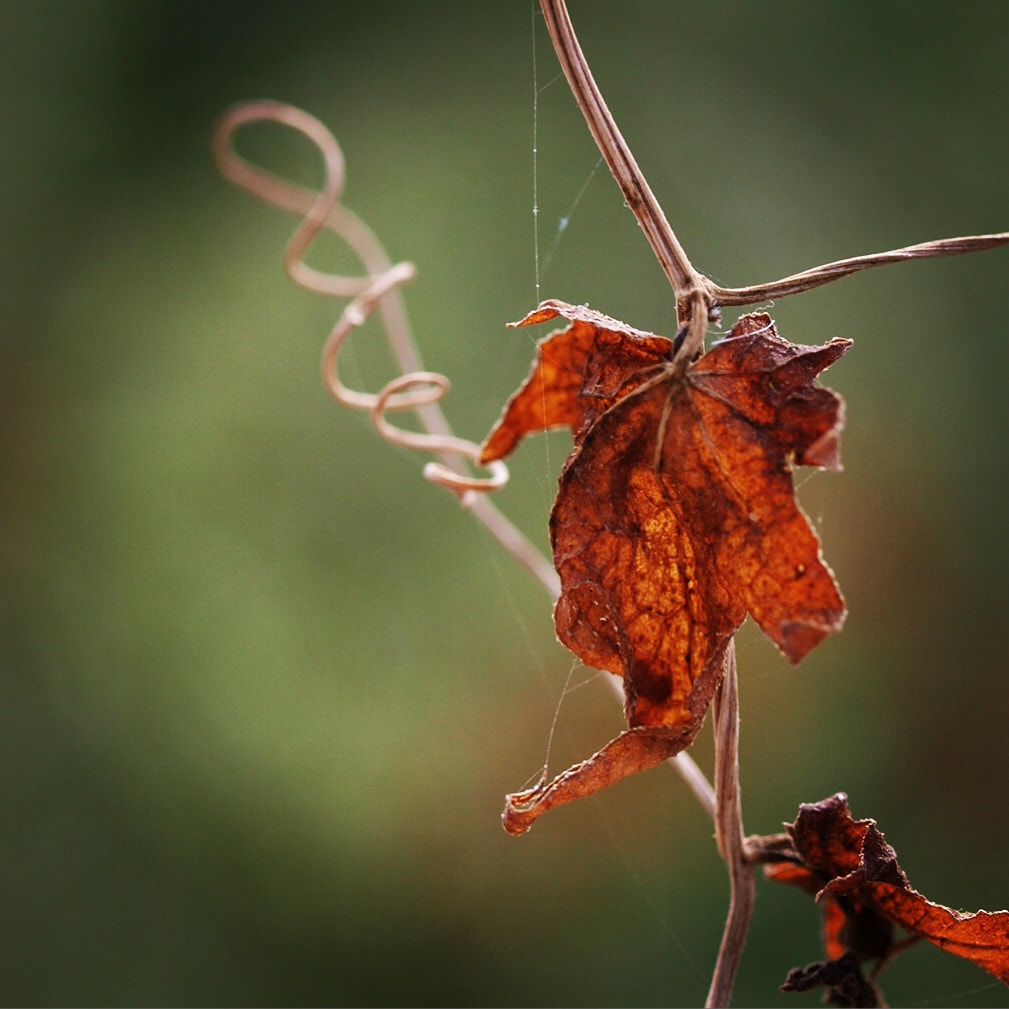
[211,100,508,506]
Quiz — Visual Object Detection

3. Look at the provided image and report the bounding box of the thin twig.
[712,232,1009,306]
[537,0,712,363]
[706,640,755,1008]
[537,1,1008,345]
[537,0,697,295]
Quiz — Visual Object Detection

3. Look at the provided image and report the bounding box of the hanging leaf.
[482,301,850,834]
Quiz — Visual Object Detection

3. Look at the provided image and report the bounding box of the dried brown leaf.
[767,793,1009,992]
[483,301,850,834]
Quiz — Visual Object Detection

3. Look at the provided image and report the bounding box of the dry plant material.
[482,301,850,835]
[217,1,1009,1002]
[210,101,564,595]
[764,793,1009,1005]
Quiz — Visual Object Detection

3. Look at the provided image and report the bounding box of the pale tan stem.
[706,639,755,1008]
[212,102,555,591]
[712,232,1009,306]
[538,2,705,309]
[537,4,1008,332]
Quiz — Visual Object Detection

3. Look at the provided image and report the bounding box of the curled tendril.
[211,99,507,502]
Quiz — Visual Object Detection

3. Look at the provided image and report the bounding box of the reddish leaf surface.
[482,301,850,834]
[767,793,1009,996]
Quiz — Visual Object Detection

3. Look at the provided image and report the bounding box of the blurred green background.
[3,2,1009,1005]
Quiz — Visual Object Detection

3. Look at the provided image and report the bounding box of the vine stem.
[706,640,754,1008]
[537,0,697,296]
[538,0,1008,344]
[712,232,1009,304]
[538,0,710,362]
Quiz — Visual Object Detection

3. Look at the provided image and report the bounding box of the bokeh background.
[4,2,1009,1005]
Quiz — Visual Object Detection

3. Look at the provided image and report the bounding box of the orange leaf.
[483,301,850,834]
[768,793,1009,990]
